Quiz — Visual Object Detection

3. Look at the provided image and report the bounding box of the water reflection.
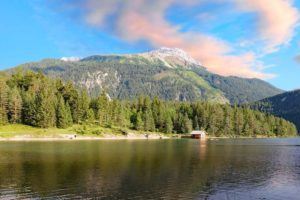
[0,139,299,199]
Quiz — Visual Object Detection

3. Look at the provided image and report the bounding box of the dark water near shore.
[0,138,300,199]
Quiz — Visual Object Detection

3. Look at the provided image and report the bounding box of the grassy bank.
[0,124,296,141]
[0,124,172,140]
[0,124,75,139]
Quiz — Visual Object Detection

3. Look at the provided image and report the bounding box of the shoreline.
[0,125,297,142]
[0,134,297,142]
[0,124,174,141]
[0,133,172,141]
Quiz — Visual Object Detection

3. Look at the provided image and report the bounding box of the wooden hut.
[190,130,206,140]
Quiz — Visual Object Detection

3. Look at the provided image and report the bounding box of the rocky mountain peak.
[142,47,201,66]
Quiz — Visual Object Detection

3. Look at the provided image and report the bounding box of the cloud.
[61,56,81,62]
[49,0,299,79]
[233,0,300,53]
[295,55,300,63]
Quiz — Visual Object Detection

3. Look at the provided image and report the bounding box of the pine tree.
[0,79,8,124]
[65,102,73,126]
[164,114,173,133]
[7,87,22,123]
[61,82,80,123]
[182,113,192,133]
[234,108,244,136]
[34,88,56,128]
[193,115,200,130]
[97,91,109,126]
[0,106,7,125]
[222,106,233,135]
[152,97,164,130]
[135,111,144,131]
[56,95,72,128]
[22,92,36,126]
[77,90,90,123]
[115,102,127,128]
[86,108,95,123]
[110,100,119,126]
[143,110,155,131]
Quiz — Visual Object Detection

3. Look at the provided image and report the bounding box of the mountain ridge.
[251,89,300,130]
[7,48,283,104]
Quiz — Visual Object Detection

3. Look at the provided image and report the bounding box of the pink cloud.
[233,0,300,52]
[114,10,273,78]
[56,0,300,79]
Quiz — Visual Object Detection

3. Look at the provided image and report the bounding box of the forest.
[0,71,297,137]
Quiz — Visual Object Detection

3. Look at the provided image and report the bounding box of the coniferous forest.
[0,71,297,137]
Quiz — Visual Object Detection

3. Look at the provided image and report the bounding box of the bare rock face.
[79,70,120,94]
[138,47,202,68]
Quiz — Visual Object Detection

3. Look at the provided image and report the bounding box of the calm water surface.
[0,138,300,199]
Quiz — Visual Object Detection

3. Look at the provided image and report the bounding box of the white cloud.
[50,0,300,79]
[60,56,81,62]
[295,55,300,63]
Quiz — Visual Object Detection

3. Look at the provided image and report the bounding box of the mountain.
[251,90,300,130]
[9,47,283,104]
[82,47,202,69]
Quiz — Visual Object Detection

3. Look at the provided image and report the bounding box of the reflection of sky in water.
[0,139,299,199]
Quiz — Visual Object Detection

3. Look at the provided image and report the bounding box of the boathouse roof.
[190,130,206,135]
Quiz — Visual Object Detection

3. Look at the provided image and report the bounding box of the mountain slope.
[251,90,300,130]
[9,48,283,104]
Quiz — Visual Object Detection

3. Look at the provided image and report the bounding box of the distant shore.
[0,134,292,142]
[0,124,295,142]
[0,124,173,141]
[0,133,171,141]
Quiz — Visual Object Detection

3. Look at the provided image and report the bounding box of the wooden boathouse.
[190,130,206,140]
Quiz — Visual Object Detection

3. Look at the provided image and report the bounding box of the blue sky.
[0,0,300,91]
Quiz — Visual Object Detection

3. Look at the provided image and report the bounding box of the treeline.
[0,71,297,136]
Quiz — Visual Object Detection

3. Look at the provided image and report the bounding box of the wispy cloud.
[48,0,299,79]
[295,55,300,63]
[61,56,81,62]
[233,0,300,53]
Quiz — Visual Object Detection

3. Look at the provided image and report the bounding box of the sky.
[0,0,300,91]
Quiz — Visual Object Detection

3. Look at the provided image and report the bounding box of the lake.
[0,138,300,199]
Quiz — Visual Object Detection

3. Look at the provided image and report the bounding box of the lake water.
[0,138,300,199]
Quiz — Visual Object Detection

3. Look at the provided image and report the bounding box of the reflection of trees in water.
[0,140,299,199]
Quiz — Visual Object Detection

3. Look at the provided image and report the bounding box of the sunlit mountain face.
[9,48,282,104]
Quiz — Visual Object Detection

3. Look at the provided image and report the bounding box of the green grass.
[180,71,229,103]
[153,71,178,80]
[0,124,75,138]
[0,124,168,139]
[71,124,128,137]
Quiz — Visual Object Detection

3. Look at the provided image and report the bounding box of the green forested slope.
[252,90,300,131]
[0,71,296,137]
[9,54,282,104]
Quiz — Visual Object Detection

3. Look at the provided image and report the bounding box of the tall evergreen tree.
[96,91,110,126]
[193,115,200,130]
[56,95,72,128]
[34,88,56,128]
[7,87,22,123]
[86,108,95,123]
[164,114,173,134]
[0,79,8,124]
[143,110,155,131]
[135,111,144,131]
[182,113,192,133]
[21,91,36,126]
[77,89,90,123]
